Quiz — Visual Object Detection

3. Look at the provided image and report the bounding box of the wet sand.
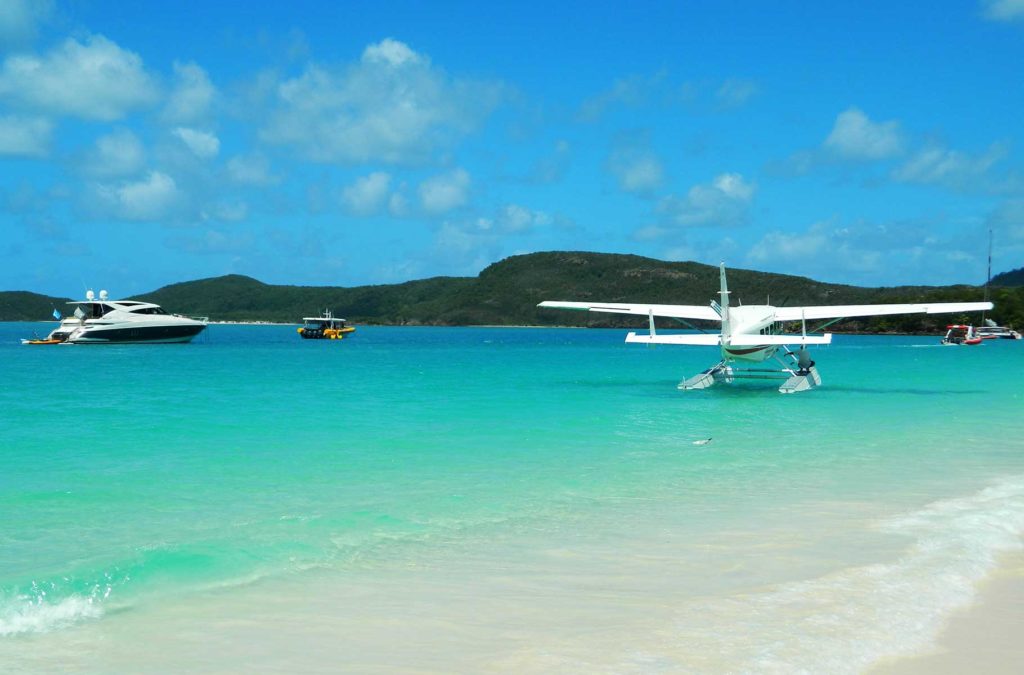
[872,551,1024,674]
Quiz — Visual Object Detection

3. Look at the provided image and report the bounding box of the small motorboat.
[297,311,355,340]
[940,324,982,346]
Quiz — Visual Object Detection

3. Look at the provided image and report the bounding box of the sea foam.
[650,475,1024,674]
[0,595,103,636]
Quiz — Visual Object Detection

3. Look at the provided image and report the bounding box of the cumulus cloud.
[658,173,756,227]
[78,128,145,178]
[172,127,220,159]
[981,0,1024,21]
[893,142,1007,191]
[95,170,182,221]
[260,38,505,164]
[578,73,666,122]
[743,219,996,285]
[987,200,1024,242]
[715,78,758,109]
[0,0,53,48]
[341,171,392,215]
[748,225,831,264]
[0,114,51,157]
[226,153,280,186]
[608,136,664,195]
[824,107,904,160]
[494,204,551,232]
[419,168,470,214]
[163,61,216,124]
[0,35,159,120]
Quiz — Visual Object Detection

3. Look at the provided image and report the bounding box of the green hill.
[3,251,1020,331]
[990,267,1024,287]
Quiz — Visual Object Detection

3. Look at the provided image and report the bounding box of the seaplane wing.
[537,301,720,322]
[773,301,993,322]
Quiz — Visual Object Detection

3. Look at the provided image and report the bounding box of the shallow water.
[1,324,1022,672]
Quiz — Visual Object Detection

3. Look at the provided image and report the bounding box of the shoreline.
[871,550,1024,674]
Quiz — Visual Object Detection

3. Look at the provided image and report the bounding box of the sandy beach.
[872,551,1024,674]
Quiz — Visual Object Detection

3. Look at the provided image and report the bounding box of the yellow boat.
[297,311,355,340]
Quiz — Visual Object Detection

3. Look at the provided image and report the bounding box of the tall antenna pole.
[983,228,992,322]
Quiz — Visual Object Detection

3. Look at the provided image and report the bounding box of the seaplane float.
[539,263,992,393]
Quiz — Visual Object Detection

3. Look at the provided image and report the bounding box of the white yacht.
[28,290,207,344]
[975,319,1022,340]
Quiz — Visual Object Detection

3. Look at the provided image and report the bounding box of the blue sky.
[2,0,1023,296]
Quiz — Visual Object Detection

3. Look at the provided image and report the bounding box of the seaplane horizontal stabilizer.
[728,334,832,346]
[625,332,721,345]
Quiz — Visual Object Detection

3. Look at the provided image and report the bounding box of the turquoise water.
[1,323,1022,672]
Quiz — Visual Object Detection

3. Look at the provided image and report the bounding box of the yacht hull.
[67,323,206,344]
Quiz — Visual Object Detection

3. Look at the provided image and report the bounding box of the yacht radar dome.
[99,290,108,301]
[86,290,95,301]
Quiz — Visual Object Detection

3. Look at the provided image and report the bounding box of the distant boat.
[975,319,1022,340]
[22,290,207,345]
[940,324,982,346]
[297,310,355,340]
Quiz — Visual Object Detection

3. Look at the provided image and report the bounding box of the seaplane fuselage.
[718,305,782,363]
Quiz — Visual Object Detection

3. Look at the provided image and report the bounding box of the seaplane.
[539,263,992,393]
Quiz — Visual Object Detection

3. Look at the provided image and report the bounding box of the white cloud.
[172,127,220,159]
[0,35,159,121]
[748,227,830,264]
[824,108,904,160]
[163,61,216,124]
[226,153,279,186]
[608,137,665,195]
[362,38,423,67]
[987,200,1024,242]
[341,171,392,215]
[578,72,666,122]
[0,0,53,48]
[388,191,410,217]
[659,173,756,227]
[206,201,249,222]
[893,142,1006,190]
[0,114,51,157]
[715,78,758,108]
[419,168,470,214]
[96,170,181,221]
[260,38,505,164]
[495,204,551,232]
[79,128,145,178]
[982,0,1024,21]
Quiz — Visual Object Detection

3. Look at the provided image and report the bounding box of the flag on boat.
[74,306,85,319]
[52,308,61,320]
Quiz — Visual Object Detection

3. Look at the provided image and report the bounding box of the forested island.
[3,252,1022,332]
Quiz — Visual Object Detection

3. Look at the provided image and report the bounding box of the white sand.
[871,551,1024,674]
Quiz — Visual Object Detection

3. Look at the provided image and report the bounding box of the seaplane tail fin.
[538,301,720,322]
[718,263,731,335]
[773,301,993,322]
